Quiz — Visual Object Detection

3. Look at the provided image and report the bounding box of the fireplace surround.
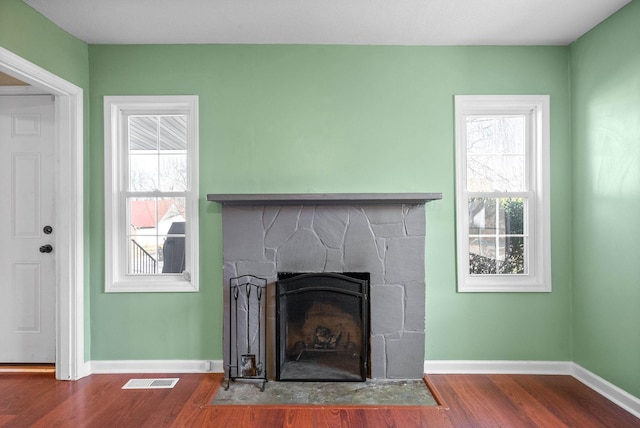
[208,193,441,379]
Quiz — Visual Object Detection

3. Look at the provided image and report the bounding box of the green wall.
[0,0,88,86]
[0,0,91,359]
[570,1,640,398]
[88,44,573,362]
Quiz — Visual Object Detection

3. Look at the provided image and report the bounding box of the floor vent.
[122,378,179,389]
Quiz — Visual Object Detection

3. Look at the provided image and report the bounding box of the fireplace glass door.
[276,272,369,381]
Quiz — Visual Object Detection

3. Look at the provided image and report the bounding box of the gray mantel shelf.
[206,192,442,205]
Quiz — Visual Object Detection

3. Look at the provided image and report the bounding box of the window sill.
[105,278,198,293]
[458,280,551,293]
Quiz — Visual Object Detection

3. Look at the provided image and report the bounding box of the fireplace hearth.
[276,272,369,381]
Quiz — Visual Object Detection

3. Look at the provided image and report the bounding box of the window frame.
[455,95,551,292]
[104,95,199,292]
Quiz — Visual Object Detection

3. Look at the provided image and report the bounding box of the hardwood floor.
[0,372,637,427]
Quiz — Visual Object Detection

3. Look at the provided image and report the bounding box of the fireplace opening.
[276,272,369,382]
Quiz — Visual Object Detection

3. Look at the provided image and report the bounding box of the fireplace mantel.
[207,192,442,206]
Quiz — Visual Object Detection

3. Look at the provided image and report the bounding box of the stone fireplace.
[208,193,441,380]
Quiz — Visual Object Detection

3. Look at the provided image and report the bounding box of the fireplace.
[276,272,369,381]
[209,193,442,380]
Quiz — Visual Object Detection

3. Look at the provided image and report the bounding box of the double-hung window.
[104,96,199,292]
[455,95,551,292]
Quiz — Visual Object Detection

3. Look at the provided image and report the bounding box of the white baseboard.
[424,360,640,419]
[570,363,640,419]
[424,360,571,375]
[89,359,224,374]
[79,361,92,379]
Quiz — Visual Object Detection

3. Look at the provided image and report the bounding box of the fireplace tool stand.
[225,275,267,391]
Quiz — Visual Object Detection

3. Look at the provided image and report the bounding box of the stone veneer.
[220,200,428,379]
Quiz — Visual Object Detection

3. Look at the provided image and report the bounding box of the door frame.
[0,46,84,380]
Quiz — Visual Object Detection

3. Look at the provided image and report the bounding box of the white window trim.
[104,96,199,292]
[455,95,551,292]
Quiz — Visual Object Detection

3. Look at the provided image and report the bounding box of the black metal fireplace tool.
[225,275,267,391]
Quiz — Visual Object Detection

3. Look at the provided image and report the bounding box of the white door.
[0,95,55,363]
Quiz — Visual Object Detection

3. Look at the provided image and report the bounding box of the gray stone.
[384,331,402,341]
[369,335,386,379]
[370,271,384,286]
[362,205,404,224]
[344,208,383,279]
[404,205,425,236]
[385,236,425,283]
[299,206,314,228]
[404,281,426,331]
[265,207,300,249]
[370,285,403,335]
[375,237,386,262]
[324,248,344,272]
[314,206,348,249]
[386,332,425,379]
[371,222,405,237]
[265,248,276,263]
[236,261,276,280]
[276,228,326,272]
[263,207,279,229]
[223,207,265,261]
[223,261,237,279]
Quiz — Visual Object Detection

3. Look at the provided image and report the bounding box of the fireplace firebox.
[276,272,369,382]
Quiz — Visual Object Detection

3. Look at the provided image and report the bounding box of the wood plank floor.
[0,372,637,427]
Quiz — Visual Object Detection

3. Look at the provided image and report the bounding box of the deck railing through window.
[130,239,157,274]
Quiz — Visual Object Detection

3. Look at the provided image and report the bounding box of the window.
[455,95,551,292]
[104,96,199,292]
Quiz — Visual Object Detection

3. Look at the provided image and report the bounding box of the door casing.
[0,46,85,380]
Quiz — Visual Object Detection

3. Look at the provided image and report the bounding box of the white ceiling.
[24,0,630,46]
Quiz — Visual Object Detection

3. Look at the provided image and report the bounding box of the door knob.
[39,244,53,253]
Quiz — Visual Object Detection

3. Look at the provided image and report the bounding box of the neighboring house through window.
[455,95,551,292]
[104,96,199,292]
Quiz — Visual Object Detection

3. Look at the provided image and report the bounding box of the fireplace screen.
[276,272,369,381]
